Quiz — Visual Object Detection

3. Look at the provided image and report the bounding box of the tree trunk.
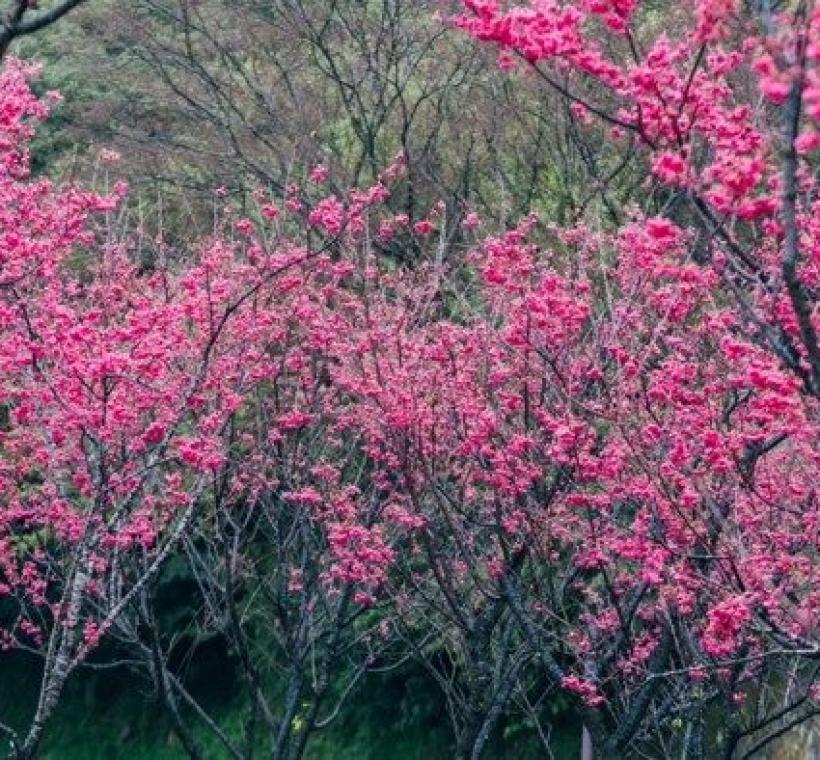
[581,725,594,760]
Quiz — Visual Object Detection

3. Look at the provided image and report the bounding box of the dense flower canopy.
[0,0,819,756]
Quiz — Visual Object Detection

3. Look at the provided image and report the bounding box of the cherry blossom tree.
[1,0,820,756]
[0,58,381,757]
[444,0,820,755]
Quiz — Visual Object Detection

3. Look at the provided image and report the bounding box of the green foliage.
[0,648,581,759]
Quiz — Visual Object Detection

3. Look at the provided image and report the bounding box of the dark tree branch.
[0,0,86,59]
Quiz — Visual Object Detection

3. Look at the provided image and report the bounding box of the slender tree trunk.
[15,549,91,759]
[581,725,594,760]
